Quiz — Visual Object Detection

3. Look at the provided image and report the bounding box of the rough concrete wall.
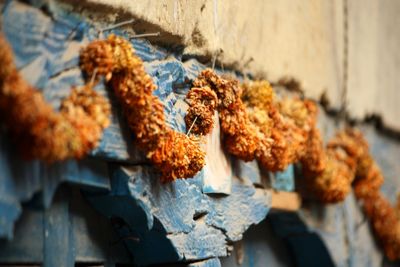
[70,0,343,105]
[347,0,400,130]
[62,0,400,130]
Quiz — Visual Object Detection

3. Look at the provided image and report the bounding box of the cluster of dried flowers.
[246,83,325,174]
[80,34,205,182]
[185,70,355,203]
[185,71,339,200]
[242,81,274,169]
[185,69,320,172]
[257,95,318,172]
[0,34,111,161]
[187,69,260,161]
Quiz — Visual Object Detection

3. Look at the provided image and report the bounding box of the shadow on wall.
[220,217,291,267]
[221,212,336,267]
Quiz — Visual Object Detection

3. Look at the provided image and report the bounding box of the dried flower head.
[185,86,218,135]
[80,39,114,81]
[353,162,384,200]
[149,131,205,183]
[60,83,111,129]
[300,128,327,177]
[186,87,218,110]
[185,105,215,135]
[80,34,142,81]
[242,81,275,110]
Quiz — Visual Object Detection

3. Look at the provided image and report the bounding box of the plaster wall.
[60,0,400,129]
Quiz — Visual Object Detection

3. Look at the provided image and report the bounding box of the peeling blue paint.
[86,165,269,265]
[272,165,295,192]
[189,258,221,267]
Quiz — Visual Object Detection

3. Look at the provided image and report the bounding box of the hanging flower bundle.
[80,34,205,182]
[0,33,205,182]
[0,34,111,161]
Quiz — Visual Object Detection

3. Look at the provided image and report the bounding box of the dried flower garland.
[349,131,400,260]
[2,24,399,259]
[0,34,111,161]
[80,34,205,182]
[186,71,321,172]
[80,35,400,259]
[302,129,379,203]
[302,128,400,260]
[245,84,360,203]
[361,192,400,260]
[262,98,316,172]
[184,69,400,260]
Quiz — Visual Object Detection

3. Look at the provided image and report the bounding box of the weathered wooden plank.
[202,113,232,195]
[270,191,301,212]
[270,165,295,192]
[0,187,131,266]
[188,258,221,267]
[43,189,74,267]
[0,134,110,239]
[0,209,44,263]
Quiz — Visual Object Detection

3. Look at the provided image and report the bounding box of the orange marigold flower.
[184,86,218,135]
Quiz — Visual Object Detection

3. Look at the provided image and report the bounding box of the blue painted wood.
[0,137,21,240]
[220,219,291,267]
[188,258,221,267]
[0,187,131,266]
[0,134,110,239]
[234,160,263,186]
[0,209,44,263]
[86,165,270,266]
[43,190,74,267]
[271,165,295,192]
